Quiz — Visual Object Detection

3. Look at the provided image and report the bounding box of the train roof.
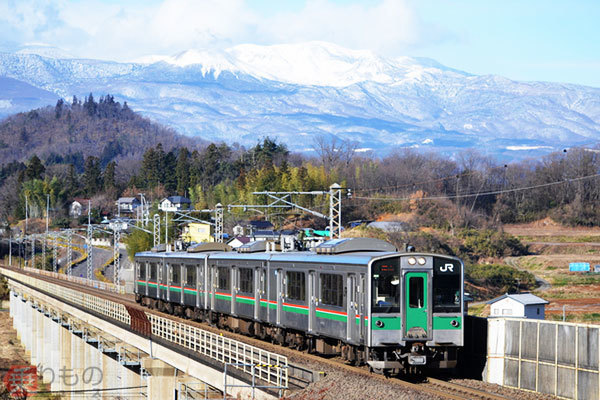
[134,250,399,265]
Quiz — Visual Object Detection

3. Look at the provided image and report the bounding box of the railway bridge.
[0,265,309,399]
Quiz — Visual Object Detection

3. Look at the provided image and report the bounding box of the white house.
[69,198,90,218]
[159,196,192,212]
[116,197,140,215]
[487,293,549,320]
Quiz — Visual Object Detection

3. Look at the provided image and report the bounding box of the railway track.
[2,266,512,399]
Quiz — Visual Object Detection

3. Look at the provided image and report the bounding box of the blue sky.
[1,0,598,87]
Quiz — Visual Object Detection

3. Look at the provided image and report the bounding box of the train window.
[409,277,424,308]
[371,259,400,313]
[218,267,230,290]
[170,264,180,284]
[433,258,461,313]
[286,271,306,301]
[320,274,343,307]
[186,265,196,288]
[239,268,253,293]
[149,263,157,281]
[136,262,146,279]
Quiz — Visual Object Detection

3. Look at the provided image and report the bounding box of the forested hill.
[0,94,205,164]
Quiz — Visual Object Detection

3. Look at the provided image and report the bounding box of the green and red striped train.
[134,237,464,374]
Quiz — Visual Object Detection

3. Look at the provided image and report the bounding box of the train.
[133,237,464,375]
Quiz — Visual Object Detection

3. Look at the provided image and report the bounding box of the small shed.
[487,293,549,320]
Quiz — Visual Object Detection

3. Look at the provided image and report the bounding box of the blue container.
[569,262,590,272]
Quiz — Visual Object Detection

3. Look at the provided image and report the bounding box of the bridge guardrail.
[22,266,128,294]
[1,267,289,389]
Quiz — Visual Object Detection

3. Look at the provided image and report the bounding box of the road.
[504,256,551,291]
[69,245,113,280]
[103,247,132,282]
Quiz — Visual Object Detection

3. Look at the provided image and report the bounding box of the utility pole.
[43,194,49,270]
[66,229,73,276]
[8,230,12,266]
[164,211,168,250]
[329,183,342,239]
[215,204,223,243]
[25,195,28,268]
[113,228,121,285]
[153,214,160,248]
[52,232,58,273]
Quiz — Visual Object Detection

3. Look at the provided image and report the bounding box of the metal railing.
[1,267,289,389]
[22,266,128,294]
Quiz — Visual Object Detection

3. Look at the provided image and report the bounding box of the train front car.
[368,253,463,375]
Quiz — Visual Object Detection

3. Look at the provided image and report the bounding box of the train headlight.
[451,319,460,327]
[417,257,426,265]
[407,257,416,265]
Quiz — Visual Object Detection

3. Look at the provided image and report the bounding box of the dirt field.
[0,307,30,378]
[501,219,600,323]
[504,217,600,237]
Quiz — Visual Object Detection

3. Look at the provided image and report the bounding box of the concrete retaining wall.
[485,318,599,400]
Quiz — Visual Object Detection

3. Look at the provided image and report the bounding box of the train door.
[158,262,165,301]
[276,269,284,325]
[196,263,203,309]
[404,272,430,340]
[358,274,366,341]
[255,267,265,320]
[210,264,217,310]
[307,271,316,333]
[231,266,237,315]
[346,274,358,342]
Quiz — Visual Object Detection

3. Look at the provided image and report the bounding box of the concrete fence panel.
[485,318,600,400]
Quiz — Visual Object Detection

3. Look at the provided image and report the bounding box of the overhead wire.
[351,173,600,202]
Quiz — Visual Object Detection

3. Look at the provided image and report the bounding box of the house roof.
[487,293,549,306]
[227,236,251,244]
[367,221,408,232]
[253,230,277,237]
[166,196,191,204]
[118,197,140,203]
[249,220,274,229]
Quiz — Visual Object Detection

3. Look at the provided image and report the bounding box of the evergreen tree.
[66,164,78,197]
[175,148,190,195]
[103,161,117,191]
[25,155,45,180]
[82,156,102,196]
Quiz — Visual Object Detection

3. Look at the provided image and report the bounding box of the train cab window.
[170,264,180,284]
[218,267,230,290]
[149,263,157,281]
[371,260,400,313]
[286,271,306,301]
[239,268,253,293]
[433,258,461,313]
[321,273,344,307]
[409,277,424,308]
[186,265,196,288]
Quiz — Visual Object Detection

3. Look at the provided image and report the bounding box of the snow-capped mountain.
[1,41,599,159]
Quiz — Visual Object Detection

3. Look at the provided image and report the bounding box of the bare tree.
[312,135,358,170]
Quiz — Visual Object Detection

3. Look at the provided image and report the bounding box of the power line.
[352,173,600,202]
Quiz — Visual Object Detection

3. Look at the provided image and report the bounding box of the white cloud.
[0,0,423,61]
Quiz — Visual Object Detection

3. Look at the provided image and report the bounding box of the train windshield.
[433,257,461,313]
[371,259,400,313]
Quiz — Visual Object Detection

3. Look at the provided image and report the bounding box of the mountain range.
[0,41,599,159]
